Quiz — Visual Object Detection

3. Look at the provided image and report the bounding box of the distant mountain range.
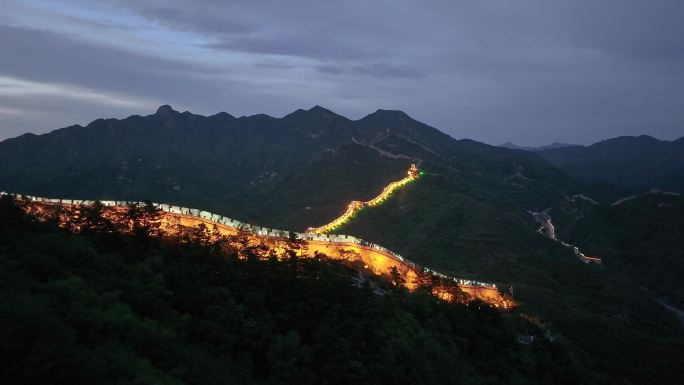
[498,142,577,151]
[501,135,684,192]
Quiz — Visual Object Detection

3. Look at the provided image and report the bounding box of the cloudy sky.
[1,0,682,145]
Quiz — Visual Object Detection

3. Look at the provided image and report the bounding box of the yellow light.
[18,166,517,309]
[308,164,420,234]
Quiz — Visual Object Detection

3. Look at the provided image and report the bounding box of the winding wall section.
[3,192,507,306]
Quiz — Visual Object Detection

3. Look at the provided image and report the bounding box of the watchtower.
[408,163,419,178]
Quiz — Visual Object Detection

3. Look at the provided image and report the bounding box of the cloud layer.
[1,0,682,145]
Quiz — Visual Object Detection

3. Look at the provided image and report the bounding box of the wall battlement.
[3,191,508,306]
[306,164,421,234]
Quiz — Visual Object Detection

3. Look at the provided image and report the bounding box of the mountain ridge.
[498,142,578,151]
[536,134,684,192]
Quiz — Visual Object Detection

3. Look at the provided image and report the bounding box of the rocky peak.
[155,104,176,118]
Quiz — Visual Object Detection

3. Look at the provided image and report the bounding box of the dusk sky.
[1,0,682,145]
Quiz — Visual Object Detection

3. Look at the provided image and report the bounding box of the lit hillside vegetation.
[0,196,589,385]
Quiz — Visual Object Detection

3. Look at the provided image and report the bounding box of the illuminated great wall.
[529,210,602,264]
[307,164,422,234]
[2,166,511,307]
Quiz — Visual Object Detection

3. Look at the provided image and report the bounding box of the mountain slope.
[332,172,684,385]
[536,135,684,192]
[0,105,586,228]
[553,192,684,307]
[0,196,588,385]
[1,106,683,384]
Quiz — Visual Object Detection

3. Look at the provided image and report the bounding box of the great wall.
[1,165,511,307]
[307,164,422,234]
[529,209,602,264]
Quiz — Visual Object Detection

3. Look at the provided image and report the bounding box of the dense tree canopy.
[0,196,587,385]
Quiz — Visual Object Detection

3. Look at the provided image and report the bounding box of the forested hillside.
[554,193,684,307]
[333,175,684,385]
[0,196,587,385]
[536,135,684,193]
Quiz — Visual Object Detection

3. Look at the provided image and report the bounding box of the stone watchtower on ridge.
[408,163,419,178]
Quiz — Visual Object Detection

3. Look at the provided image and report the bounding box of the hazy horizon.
[1,1,683,146]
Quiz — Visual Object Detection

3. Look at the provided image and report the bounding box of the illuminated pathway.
[307,164,422,234]
[5,190,511,307]
[529,209,601,264]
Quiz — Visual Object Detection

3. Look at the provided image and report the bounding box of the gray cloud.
[315,63,424,79]
[206,37,373,61]
[0,25,223,93]
[121,2,255,35]
[0,0,683,145]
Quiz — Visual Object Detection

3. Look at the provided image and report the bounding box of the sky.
[0,0,682,146]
